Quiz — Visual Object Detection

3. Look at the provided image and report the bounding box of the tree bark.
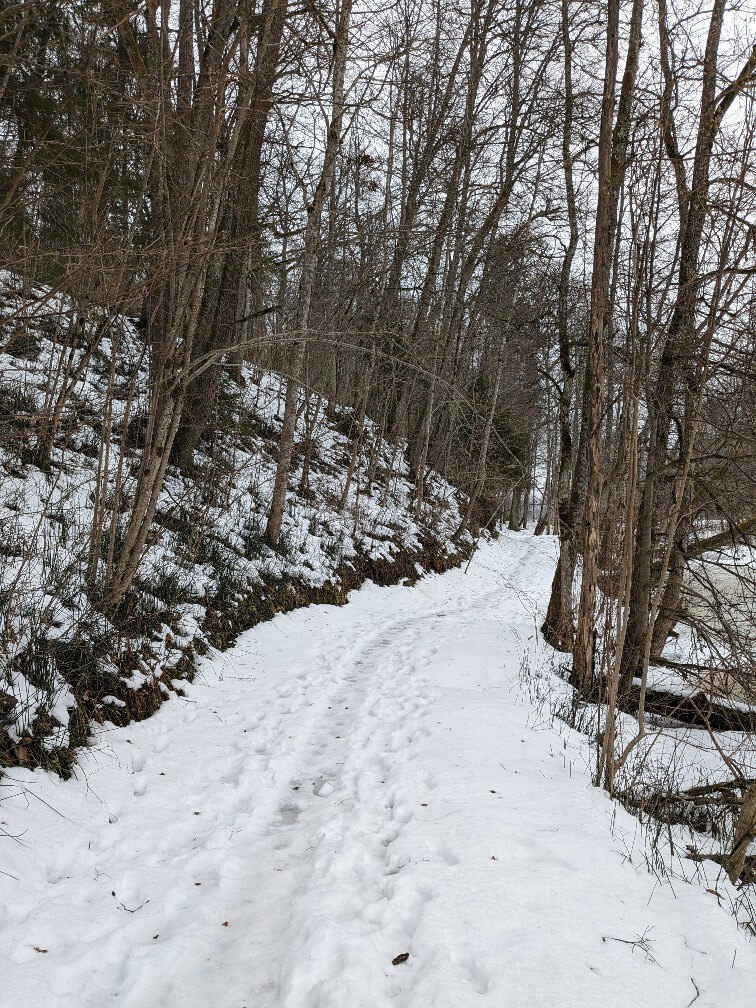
[266,0,354,544]
[572,0,620,691]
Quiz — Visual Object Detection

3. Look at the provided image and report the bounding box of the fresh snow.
[2,533,755,1007]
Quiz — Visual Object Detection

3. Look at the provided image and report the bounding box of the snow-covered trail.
[2,534,755,1007]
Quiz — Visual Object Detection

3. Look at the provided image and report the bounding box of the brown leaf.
[392,953,409,966]
[33,946,48,954]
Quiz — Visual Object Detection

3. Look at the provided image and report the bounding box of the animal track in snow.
[450,950,493,994]
[429,841,460,866]
[277,802,301,825]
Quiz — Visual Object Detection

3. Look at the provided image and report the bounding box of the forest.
[1,0,756,1004]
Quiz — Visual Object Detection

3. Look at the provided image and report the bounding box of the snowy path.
[2,534,755,1007]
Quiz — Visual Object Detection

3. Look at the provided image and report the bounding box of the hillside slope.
[0,272,471,774]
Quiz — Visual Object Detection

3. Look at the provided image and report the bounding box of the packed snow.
[2,533,755,1007]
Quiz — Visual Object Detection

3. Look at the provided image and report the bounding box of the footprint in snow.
[450,951,493,994]
[277,802,301,825]
[429,841,460,866]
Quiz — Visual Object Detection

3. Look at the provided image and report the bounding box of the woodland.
[1,0,756,970]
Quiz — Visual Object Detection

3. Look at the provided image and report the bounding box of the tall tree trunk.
[621,0,753,682]
[572,0,620,691]
[266,0,354,543]
[172,0,289,468]
[541,0,579,650]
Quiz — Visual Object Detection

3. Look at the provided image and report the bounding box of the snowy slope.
[0,271,469,767]
[2,533,755,1007]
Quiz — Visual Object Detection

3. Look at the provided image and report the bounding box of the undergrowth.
[517,650,756,934]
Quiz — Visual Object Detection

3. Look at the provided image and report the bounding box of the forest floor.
[2,532,755,1007]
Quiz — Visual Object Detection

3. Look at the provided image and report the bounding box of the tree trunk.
[724,781,756,885]
[541,0,579,651]
[266,0,354,543]
[573,0,620,691]
[621,0,748,684]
